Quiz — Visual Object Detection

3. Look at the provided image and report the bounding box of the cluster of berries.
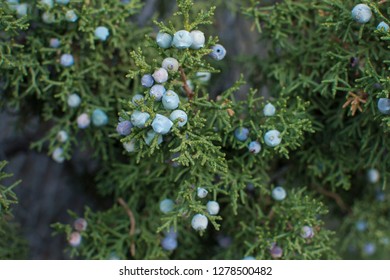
[68,217,87,247]
[38,0,110,67]
[118,25,227,147]
[158,188,219,233]
[51,93,108,163]
[8,0,110,47]
[156,29,226,61]
[11,0,112,163]
[118,27,225,147]
[234,103,281,152]
[191,187,220,231]
[118,60,188,146]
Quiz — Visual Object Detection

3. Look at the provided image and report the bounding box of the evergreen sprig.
[0,161,27,259]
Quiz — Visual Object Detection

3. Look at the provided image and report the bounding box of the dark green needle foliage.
[5,0,389,260]
[243,0,390,259]
[0,161,27,259]
[52,0,336,260]
[1,0,144,161]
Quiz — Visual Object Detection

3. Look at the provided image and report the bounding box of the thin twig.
[267,208,275,220]
[313,185,351,214]
[179,66,194,100]
[118,197,136,257]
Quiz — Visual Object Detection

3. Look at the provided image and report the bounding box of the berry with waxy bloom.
[378,98,390,114]
[367,168,380,183]
[116,121,132,136]
[264,129,282,147]
[141,74,154,88]
[131,111,150,128]
[65,10,78,22]
[132,94,144,105]
[272,186,286,201]
[92,109,108,127]
[351,4,372,24]
[56,130,68,143]
[209,44,226,60]
[160,199,174,214]
[301,226,314,239]
[67,93,81,108]
[152,68,169,83]
[162,57,179,72]
[206,201,220,215]
[169,110,187,127]
[152,114,173,135]
[149,85,165,101]
[172,30,193,49]
[49,38,61,48]
[191,214,208,231]
[94,26,110,41]
[248,141,261,154]
[162,90,180,110]
[197,187,208,198]
[377,21,389,32]
[161,236,178,251]
[156,32,172,49]
[73,218,88,232]
[190,30,205,49]
[68,232,82,247]
[77,113,90,129]
[270,245,283,258]
[123,139,136,152]
[144,130,163,146]
[60,54,74,67]
[52,147,65,163]
[263,103,276,116]
[234,127,249,142]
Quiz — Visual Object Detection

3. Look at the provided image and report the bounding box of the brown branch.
[179,66,195,100]
[118,197,136,257]
[313,185,351,214]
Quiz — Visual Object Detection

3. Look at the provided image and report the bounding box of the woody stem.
[179,66,194,100]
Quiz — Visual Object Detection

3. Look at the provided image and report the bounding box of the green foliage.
[338,191,390,259]
[239,188,338,260]
[243,0,390,259]
[51,0,335,260]
[1,0,145,161]
[0,160,19,216]
[7,0,390,260]
[243,0,390,191]
[0,161,27,259]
